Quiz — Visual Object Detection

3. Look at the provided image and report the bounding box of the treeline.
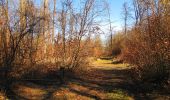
[108,0,170,85]
[0,0,106,91]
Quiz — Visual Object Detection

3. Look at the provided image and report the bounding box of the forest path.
[5,59,170,100]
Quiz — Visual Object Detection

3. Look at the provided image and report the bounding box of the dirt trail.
[5,60,170,100]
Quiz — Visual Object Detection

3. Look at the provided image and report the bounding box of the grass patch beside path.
[91,59,129,70]
[107,89,134,100]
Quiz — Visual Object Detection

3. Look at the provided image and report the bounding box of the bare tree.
[122,2,130,35]
[0,0,44,91]
[52,0,56,49]
[0,0,107,91]
[104,0,113,55]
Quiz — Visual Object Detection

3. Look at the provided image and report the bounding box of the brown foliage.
[121,1,170,84]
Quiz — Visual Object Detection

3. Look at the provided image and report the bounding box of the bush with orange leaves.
[121,16,170,85]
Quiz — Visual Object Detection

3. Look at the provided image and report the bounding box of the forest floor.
[1,59,170,100]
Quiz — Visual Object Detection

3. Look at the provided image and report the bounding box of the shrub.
[121,16,170,85]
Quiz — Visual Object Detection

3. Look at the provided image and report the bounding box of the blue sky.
[107,0,132,31]
[34,0,133,40]
[34,0,132,30]
[98,0,133,41]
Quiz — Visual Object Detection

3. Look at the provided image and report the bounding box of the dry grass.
[51,82,133,100]
[8,59,134,100]
[52,88,93,100]
[91,59,129,70]
[106,89,134,100]
[6,59,169,100]
[12,83,47,100]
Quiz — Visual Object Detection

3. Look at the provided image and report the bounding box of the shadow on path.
[3,65,170,100]
[67,67,170,100]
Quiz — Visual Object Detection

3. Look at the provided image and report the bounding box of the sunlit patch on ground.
[52,88,93,100]
[107,89,134,100]
[12,83,47,100]
[0,91,8,100]
[92,59,130,70]
[67,83,106,99]
[52,79,134,100]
